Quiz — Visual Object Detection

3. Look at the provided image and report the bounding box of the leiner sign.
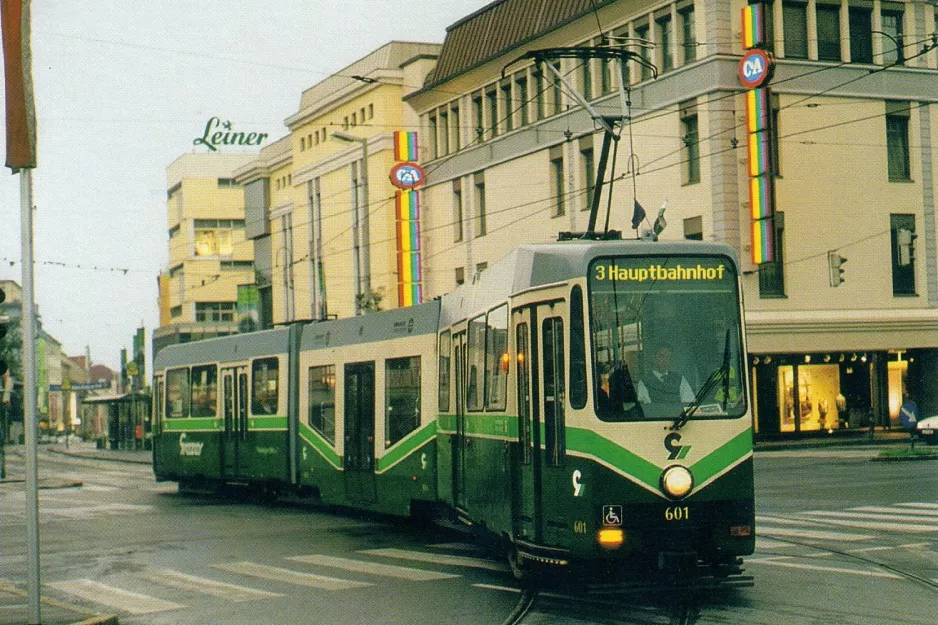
[194,117,268,152]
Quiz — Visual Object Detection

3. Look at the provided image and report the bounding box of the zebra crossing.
[752,501,938,580]
[15,545,508,617]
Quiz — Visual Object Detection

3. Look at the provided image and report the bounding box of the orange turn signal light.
[598,528,624,547]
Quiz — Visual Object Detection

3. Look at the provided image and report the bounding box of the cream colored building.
[154,153,257,354]
[404,0,938,437]
[235,41,441,325]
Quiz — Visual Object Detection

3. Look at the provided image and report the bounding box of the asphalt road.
[1,444,936,624]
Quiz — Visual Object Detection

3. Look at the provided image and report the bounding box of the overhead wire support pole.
[504,46,656,238]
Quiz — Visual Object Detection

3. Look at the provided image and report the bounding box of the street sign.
[49,381,110,392]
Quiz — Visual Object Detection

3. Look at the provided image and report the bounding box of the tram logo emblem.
[664,432,691,460]
[602,505,622,526]
[179,433,204,457]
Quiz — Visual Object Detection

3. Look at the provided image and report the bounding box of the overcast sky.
[0,0,488,370]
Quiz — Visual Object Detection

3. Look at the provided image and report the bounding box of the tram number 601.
[664,506,690,521]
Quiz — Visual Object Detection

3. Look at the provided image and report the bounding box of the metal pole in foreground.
[20,167,40,624]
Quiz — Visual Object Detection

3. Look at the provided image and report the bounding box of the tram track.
[759,536,938,592]
[501,588,537,625]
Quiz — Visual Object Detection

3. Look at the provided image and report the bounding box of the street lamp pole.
[332,131,371,314]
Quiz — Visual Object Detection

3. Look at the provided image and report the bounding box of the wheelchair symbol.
[603,505,622,526]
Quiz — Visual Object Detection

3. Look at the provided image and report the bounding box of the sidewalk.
[43,440,152,465]
[753,427,914,451]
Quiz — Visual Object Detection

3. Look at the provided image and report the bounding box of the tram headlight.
[660,465,694,499]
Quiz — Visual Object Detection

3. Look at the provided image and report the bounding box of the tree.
[0,316,22,382]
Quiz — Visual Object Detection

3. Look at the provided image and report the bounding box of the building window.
[634,23,652,81]
[680,100,700,184]
[455,267,465,286]
[579,139,595,211]
[439,110,449,156]
[501,81,514,132]
[385,356,421,448]
[680,4,696,63]
[451,105,461,151]
[550,147,565,217]
[849,7,873,63]
[453,179,464,242]
[890,214,916,296]
[427,113,437,160]
[770,93,781,175]
[886,101,910,182]
[580,55,593,99]
[535,69,546,120]
[476,261,488,274]
[486,87,499,138]
[474,172,486,237]
[783,2,808,59]
[816,4,841,61]
[170,305,182,318]
[368,103,374,119]
[551,61,563,115]
[758,212,785,297]
[300,137,306,151]
[515,73,529,126]
[881,8,904,65]
[472,93,484,143]
[656,13,674,72]
[195,302,235,322]
[683,216,703,240]
[217,178,238,188]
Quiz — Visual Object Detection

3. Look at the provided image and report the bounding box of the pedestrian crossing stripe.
[898,502,938,510]
[746,557,902,579]
[287,554,460,581]
[212,562,373,591]
[46,579,184,614]
[360,548,507,571]
[790,512,938,533]
[852,506,938,517]
[755,523,873,542]
[138,569,283,602]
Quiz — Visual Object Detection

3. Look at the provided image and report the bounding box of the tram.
[152,239,754,583]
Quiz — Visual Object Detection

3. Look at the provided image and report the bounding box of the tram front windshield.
[588,255,746,422]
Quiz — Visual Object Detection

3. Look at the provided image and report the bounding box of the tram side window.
[190,365,218,418]
[543,317,566,465]
[252,357,280,415]
[386,356,421,447]
[166,368,190,419]
[308,365,336,444]
[438,331,451,412]
[570,285,587,409]
[466,315,486,411]
[485,304,509,411]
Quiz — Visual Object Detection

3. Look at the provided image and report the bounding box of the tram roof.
[299,300,440,350]
[439,239,738,326]
[154,327,292,370]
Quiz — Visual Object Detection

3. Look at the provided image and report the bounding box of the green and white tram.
[153,239,754,583]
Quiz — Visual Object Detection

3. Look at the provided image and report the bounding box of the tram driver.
[636,344,695,405]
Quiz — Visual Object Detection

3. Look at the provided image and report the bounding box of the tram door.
[512,301,567,545]
[344,362,377,503]
[452,332,468,511]
[221,366,248,478]
[512,307,539,542]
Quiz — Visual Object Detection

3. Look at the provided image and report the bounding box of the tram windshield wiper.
[671,330,731,431]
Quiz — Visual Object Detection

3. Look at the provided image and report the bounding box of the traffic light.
[828,251,847,287]
[897,228,917,266]
[0,287,7,376]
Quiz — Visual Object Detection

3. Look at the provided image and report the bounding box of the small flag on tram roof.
[631,199,646,230]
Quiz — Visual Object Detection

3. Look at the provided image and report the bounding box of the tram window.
[251,357,280,415]
[570,285,587,409]
[438,331,451,412]
[190,365,218,418]
[466,315,486,411]
[543,317,566,465]
[386,356,421,447]
[166,368,190,419]
[485,305,509,411]
[308,365,336,444]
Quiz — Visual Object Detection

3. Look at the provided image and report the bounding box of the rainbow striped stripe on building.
[741,2,765,49]
[396,189,423,307]
[393,131,418,162]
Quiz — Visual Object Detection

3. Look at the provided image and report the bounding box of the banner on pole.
[1,0,37,170]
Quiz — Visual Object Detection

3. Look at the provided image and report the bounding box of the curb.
[871,452,938,462]
[73,616,119,625]
[45,448,152,465]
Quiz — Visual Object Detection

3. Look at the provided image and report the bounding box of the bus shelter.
[82,392,151,450]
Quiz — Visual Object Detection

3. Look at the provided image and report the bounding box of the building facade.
[402,0,938,437]
[235,41,442,325]
[154,153,257,355]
